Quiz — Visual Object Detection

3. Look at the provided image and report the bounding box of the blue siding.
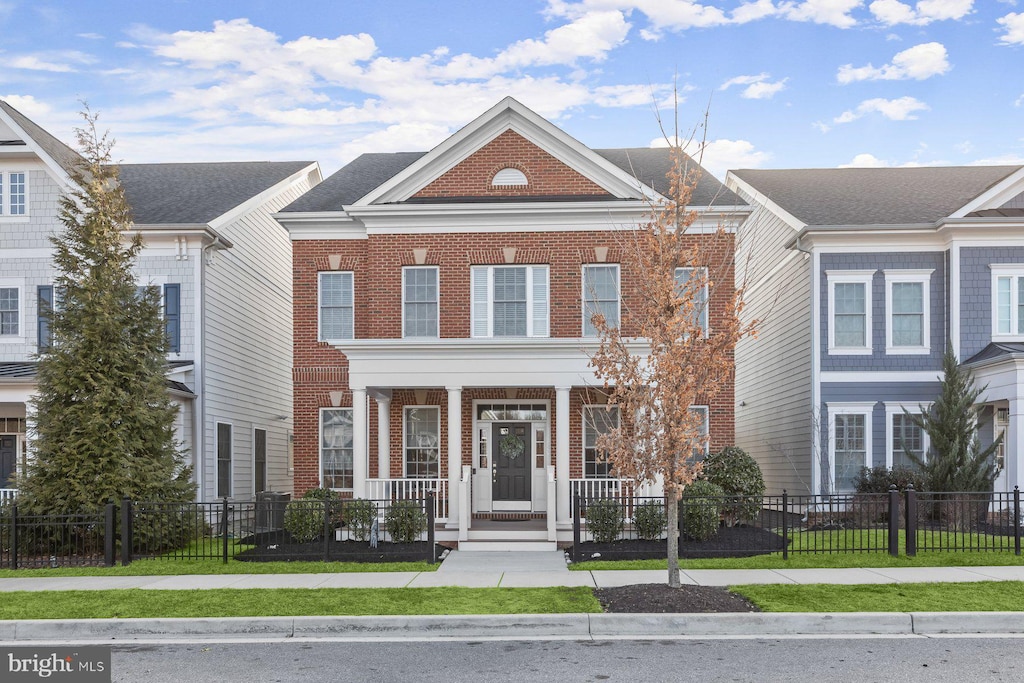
[820,252,946,371]
[959,246,1024,360]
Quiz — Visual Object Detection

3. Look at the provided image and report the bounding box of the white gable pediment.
[952,167,1024,217]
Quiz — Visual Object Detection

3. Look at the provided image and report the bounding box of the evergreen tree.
[906,345,999,492]
[19,110,194,514]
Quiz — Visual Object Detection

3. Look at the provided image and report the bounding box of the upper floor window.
[583,405,619,478]
[582,264,620,336]
[403,267,438,338]
[404,406,440,478]
[992,265,1024,339]
[884,270,931,354]
[0,279,23,340]
[134,282,181,353]
[0,172,27,217]
[826,270,874,355]
[319,272,354,341]
[674,267,708,335]
[471,265,549,338]
[37,285,55,351]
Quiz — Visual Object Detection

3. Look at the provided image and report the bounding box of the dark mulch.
[571,525,788,562]
[235,539,436,563]
[596,583,760,613]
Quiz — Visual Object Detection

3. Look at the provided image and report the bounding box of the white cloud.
[682,138,771,177]
[0,94,52,118]
[77,33,104,40]
[834,96,929,123]
[778,0,863,28]
[1016,93,1024,107]
[955,140,974,154]
[837,42,950,83]
[720,72,788,99]
[840,153,890,167]
[970,153,1024,165]
[998,12,1024,45]
[869,0,974,26]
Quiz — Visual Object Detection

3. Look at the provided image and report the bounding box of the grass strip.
[733,581,1024,613]
[0,587,601,620]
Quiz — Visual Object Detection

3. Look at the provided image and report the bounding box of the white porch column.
[446,386,463,529]
[1007,398,1024,491]
[376,395,391,480]
[556,386,571,527]
[352,388,368,497]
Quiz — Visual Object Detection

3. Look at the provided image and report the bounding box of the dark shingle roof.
[280,147,740,212]
[964,342,1024,366]
[732,166,1022,226]
[119,161,313,224]
[0,101,83,177]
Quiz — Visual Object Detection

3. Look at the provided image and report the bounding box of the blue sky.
[2,0,1021,178]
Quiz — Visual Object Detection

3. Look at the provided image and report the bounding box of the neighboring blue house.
[726,165,1024,496]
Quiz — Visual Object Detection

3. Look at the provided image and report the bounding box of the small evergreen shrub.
[632,500,666,541]
[702,446,765,527]
[385,500,426,543]
[342,499,377,542]
[586,498,624,543]
[284,488,339,544]
[680,480,724,542]
[853,466,926,494]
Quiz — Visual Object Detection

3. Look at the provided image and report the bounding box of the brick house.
[276,98,746,546]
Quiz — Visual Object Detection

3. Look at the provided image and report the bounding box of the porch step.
[456,540,558,552]
[466,528,549,541]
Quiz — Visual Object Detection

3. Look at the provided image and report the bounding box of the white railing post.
[458,465,471,542]
[546,466,557,542]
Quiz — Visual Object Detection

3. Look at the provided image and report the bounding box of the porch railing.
[364,478,448,521]
[570,478,636,503]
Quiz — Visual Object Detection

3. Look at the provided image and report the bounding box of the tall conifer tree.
[20,110,194,514]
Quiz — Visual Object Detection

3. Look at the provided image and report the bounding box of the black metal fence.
[571,486,1024,563]
[1,493,437,569]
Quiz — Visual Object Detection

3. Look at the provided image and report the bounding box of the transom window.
[674,267,708,334]
[992,266,1024,339]
[471,265,549,338]
[828,403,874,493]
[583,264,620,336]
[827,270,874,354]
[885,270,931,354]
[403,267,438,338]
[319,272,354,341]
[321,408,354,490]
[404,407,440,478]
[583,406,619,478]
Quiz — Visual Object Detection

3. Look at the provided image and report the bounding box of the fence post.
[1015,487,1021,557]
[221,497,229,564]
[323,497,331,562]
[572,494,581,564]
[9,504,17,570]
[426,491,436,564]
[905,485,917,557]
[104,503,116,567]
[781,490,788,561]
[888,485,899,557]
[120,498,132,566]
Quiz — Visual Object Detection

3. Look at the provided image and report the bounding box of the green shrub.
[284,488,339,544]
[632,500,666,541]
[586,498,624,543]
[853,466,926,494]
[385,500,426,544]
[342,499,377,542]
[680,479,724,542]
[702,446,765,527]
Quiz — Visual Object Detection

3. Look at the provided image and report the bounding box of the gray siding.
[732,189,812,495]
[819,252,946,371]
[0,168,63,250]
[1002,191,1024,210]
[959,246,1024,360]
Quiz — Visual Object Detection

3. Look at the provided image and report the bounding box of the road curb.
[3,612,1024,641]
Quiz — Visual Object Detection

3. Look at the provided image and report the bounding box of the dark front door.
[0,436,15,489]
[492,423,531,502]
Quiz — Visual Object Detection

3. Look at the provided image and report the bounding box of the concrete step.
[456,540,558,552]
[466,529,550,541]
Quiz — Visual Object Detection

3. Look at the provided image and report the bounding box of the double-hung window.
[992,265,1024,339]
[0,172,27,217]
[37,285,54,351]
[828,403,874,493]
[582,265,620,336]
[216,422,232,498]
[674,267,708,335]
[885,270,931,354]
[885,403,928,470]
[404,406,440,478]
[319,272,354,341]
[471,265,549,338]
[583,406,619,478]
[321,408,354,490]
[403,267,438,338]
[827,270,874,354]
[0,282,20,339]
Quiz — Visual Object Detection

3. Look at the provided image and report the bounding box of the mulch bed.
[571,525,788,562]
[596,583,761,613]
[235,539,435,563]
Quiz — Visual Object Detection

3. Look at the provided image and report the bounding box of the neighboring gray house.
[0,100,321,501]
[727,165,1024,496]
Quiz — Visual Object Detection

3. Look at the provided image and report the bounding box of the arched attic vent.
[491,167,528,187]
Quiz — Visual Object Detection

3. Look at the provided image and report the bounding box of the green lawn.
[0,587,600,620]
[734,581,1024,612]
[0,557,438,578]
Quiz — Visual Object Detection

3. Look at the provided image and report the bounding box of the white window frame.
[403,405,441,479]
[582,264,620,337]
[0,278,24,342]
[470,265,549,338]
[827,402,875,494]
[215,421,233,498]
[690,405,710,457]
[884,269,932,355]
[884,402,930,469]
[0,171,29,219]
[402,266,439,338]
[826,270,874,355]
[320,407,354,491]
[318,271,354,341]
[991,265,1024,341]
[674,266,709,337]
[582,405,620,479]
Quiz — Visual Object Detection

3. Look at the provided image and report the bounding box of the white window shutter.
[531,266,549,337]
[471,267,490,337]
